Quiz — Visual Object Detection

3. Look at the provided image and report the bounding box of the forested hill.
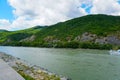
[0,29,8,32]
[1,14,120,49]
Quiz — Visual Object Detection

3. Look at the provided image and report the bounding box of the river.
[0,46,120,80]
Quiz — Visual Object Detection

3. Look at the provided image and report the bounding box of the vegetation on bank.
[0,14,120,50]
[17,70,60,80]
[14,65,61,80]
[17,71,35,80]
[3,41,114,50]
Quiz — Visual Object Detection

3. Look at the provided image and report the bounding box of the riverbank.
[1,41,113,50]
[0,52,69,80]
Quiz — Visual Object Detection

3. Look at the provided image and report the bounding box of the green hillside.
[0,29,8,32]
[1,14,120,49]
[37,14,120,37]
[0,26,44,44]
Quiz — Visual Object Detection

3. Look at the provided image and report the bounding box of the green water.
[0,46,120,80]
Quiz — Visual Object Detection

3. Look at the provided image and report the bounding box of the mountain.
[0,14,120,49]
[0,29,8,32]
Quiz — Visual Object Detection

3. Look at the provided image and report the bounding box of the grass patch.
[18,71,35,80]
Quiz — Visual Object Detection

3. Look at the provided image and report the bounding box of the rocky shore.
[0,52,69,80]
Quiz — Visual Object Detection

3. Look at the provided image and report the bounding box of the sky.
[0,0,120,31]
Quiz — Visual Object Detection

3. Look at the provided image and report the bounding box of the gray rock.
[106,36,120,45]
[20,35,36,42]
[95,37,107,44]
[81,32,96,42]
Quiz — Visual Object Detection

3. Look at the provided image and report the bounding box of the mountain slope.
[0,26,44,44]
[0,29,8,32]
[36,14,120,39]
[1,14,120,49]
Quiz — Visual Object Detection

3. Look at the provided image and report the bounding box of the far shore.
[0,45,109,51]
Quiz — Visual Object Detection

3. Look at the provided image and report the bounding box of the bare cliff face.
[74,32,120,45]
[20,35,36,42]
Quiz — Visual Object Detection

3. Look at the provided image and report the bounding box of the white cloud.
[91,0,120,15]
[0,0,120,30]
[6,0,87,30]
[0,19,11,30]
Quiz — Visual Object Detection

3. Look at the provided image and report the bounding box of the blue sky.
[0,0,120,31]
[0,0,14,22]
[81,3,92,14]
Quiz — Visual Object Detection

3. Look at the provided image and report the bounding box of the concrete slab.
[0,59,25,80]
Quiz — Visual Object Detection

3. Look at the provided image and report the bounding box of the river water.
[0,46,120,80]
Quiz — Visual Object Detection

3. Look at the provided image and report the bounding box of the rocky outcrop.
[75,32,96,42]
[106,36,120,45]
[74,32,120,45]
[66,36,73,42]
[95,36,120,45]
[95,37,107,44]
[81,32,96,42]
[44,36,60,43]
[20,35,36,42]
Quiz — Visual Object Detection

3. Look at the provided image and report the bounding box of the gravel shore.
[0,52,69,80]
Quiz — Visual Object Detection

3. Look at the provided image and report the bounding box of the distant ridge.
[0,29,8,32]
[32,25,47,29]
